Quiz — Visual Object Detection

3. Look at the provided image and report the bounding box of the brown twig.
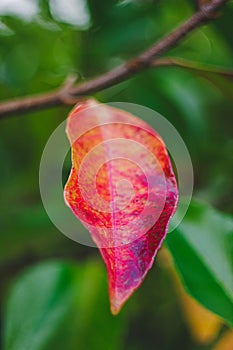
[151,57,233,78]
[0,0,228,119]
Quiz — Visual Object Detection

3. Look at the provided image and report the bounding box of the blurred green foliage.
[167,200,233,327]
[3,260,126,350]
[0,1,233,349]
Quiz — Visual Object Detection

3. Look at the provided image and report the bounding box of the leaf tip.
[110,304,120,316]
[110,294,127,315]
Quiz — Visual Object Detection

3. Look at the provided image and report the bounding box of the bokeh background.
[0,1,233,349]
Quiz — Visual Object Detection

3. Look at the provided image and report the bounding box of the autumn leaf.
[158,248,222,344]
[64,99,178,314]
[214,330,233,350]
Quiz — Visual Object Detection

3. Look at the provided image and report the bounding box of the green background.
[0,1,233,349]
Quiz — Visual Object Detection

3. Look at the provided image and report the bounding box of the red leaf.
[64,99,178,314]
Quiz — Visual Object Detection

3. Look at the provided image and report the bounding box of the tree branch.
[151,57,233,78]
[0,0,228,119]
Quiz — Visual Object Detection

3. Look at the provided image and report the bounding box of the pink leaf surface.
[64,99,178,314]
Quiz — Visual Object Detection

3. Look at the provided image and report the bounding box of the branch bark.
[0,0,228,119]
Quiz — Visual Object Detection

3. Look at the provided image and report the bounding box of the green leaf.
[3,260,126,350]
[166,200,233,326]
